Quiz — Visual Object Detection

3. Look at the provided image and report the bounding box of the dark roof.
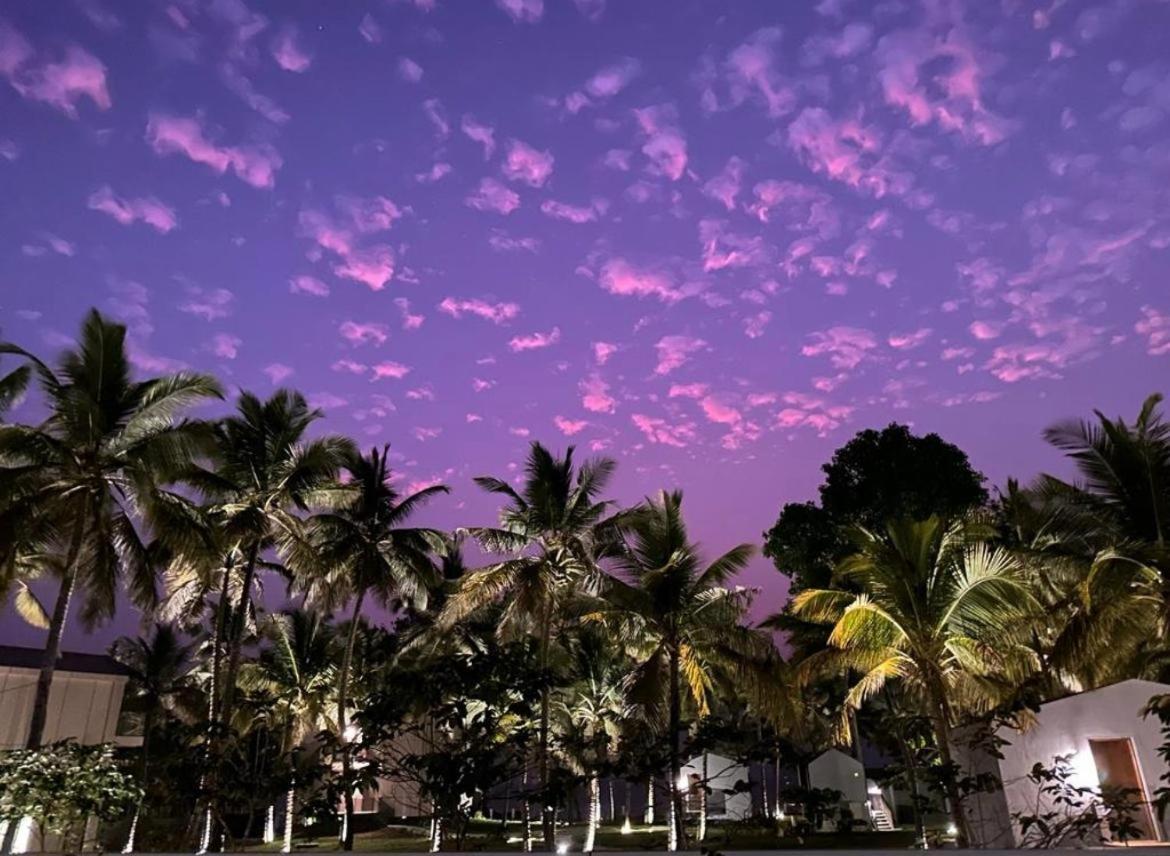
[0,644,130,676]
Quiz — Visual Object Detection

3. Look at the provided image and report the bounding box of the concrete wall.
[681,753,752,820]
[962,679,1170,847]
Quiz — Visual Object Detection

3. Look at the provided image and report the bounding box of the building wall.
[963,679,1170,847]
[808,748,868,827]
[0,664,127,749]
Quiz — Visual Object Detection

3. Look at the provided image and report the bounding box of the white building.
[680,753,752,820]
[0,644,134,852]
[959,679,1170,847]
[806,748,897,831]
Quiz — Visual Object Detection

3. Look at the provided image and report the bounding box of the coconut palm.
[283,445,447,851]
[0,309,222,751]
[553,626,628,852]
[243,609,336,853]
[593,490,769,852]
[112,623,198,853]
[790,516,1038,847]
[1023,394,1170,682]
[183,389,352,850]
[439,443,630,851]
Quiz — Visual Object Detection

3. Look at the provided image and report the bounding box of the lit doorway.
[1088,738,1159,841]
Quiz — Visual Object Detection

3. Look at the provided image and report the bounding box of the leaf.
[14,581,50,629]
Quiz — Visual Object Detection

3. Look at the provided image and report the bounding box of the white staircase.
[870,807,895,831]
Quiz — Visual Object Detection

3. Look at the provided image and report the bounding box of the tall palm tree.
[439,443,629,851]
[112,623,198,854]
[243,609,336,853]
[593,490,768,852]
[790,516,1037,847]
[284,445,447,851]
[0,309,222,752]
[184,389,352,850]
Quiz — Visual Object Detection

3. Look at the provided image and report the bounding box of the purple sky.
[2,0,1169,651]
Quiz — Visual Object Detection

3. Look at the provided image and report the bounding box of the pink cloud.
[599,258,682,302]
[178,287,234,321]
[585,58,640,98]
[702,157,745,210]
[146,113,282,189]
[724,28,795,117]
[508,327,561,352]
[554,415,589,436]
[654,335,706,375]
[210,333,241,359]
[699,219,767,272]
[502,139,554,187]
[87,186,178,233]
[398,57,424,82]
[488,231,540,253]
[332,359,367,375]
[801,326,878,369]
[969,320,1002,340]
[580,373,616,413]
[541,199,601,223]
[438,297,520,324]
[461,115,495,159]
[743,310,772,339]
[263,363,294,384]
[876,24,1011,145]
[0,24,110,118]
[395,297,425,330]
[333,245,395,291]
[634,105,688,180]
[787,108,905,198]
[668,383,707,399]
[888,327,932,349]
[416,162,453,183]
[631,413,696,448]
[371,360,411,380]
[593,341,618,365]
[271,26,311,72]
[289,274,330,297]
[495,0,543,23]
[1136,306,1170,356]
[423,98,450,138]
[358,14,382,43]
[339,321,389,346]
[466,177,521,214]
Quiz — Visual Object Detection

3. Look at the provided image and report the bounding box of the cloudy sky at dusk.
[2,0,1169,648]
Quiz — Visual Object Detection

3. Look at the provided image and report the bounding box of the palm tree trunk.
[23,508,88,750]
[522,765,533,852]
[897,732,927,849]
[123,708,156,854]
[193,570,232,855]
[218,541,261,731]
[281,782,295,854]
[926,681,971,848]
[643,780,654,825]
[337,589,367,852]
[263,805,275,845]
[538,604,554,851]
[667,645,685,852]
[698,753,708,842]
[429,814,442,852]
[584,774,600,852]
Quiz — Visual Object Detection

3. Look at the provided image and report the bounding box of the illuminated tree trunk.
[281,783,296,854]
[584,774,600,852]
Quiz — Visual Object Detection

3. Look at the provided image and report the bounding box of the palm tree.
[243,609,336,853]
[0,309,222,751]
[112,623,197,853]
[789,516,1037,847]
[593,490,768,852]
[284,445,447,851]
[553,627,627,852]
[439,443,629,851]
[183,389,352,849]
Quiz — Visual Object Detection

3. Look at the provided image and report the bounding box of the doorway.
[1088,738,1159,841]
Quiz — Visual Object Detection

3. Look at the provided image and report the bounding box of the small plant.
[1013,754,1145,848]
[0,741,141,850]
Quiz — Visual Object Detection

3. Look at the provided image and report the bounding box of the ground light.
[556,842,570,854]
[620,818,633,835]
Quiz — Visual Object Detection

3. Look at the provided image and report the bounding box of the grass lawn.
[247,820,921,851]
